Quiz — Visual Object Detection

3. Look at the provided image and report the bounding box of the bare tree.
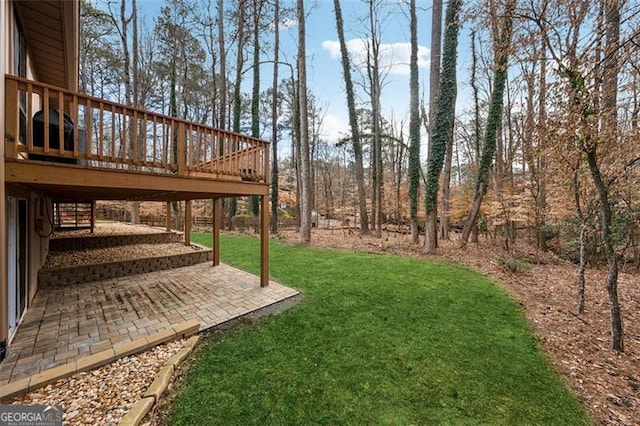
[365,0,384,238]
[298,0,312,243]
[270,0,280,234]
[408,0,421,244]
[585,0,623,351]
[333,0,369,235]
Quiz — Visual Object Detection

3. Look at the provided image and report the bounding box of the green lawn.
[169,234,589,425]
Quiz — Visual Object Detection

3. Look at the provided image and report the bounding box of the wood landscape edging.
[117,335,200,426]
[0,320,200,402]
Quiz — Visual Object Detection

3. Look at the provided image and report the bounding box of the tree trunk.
[251,0,261,140]
[460,0,515,248]
[586,152,623,350]
[423,0,443,245]
[468,30,481,244]
[587,0,623,351]
[230,0,246,229]
[408,0,421,244]
[428,0,443,160]
[439,108,454,240]
[270,0,280,235]
[130,0,140,225]
[250,0,263,219]
[217,0,227,130]
[298,0,312,243]
[424,0,461,253]
[362,0,384,238]
[574,165,587,314]
[333,0,369,235]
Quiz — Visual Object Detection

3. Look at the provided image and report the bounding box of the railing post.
[263,141,270,184]
[4,78,19,158]
[177,121,186,175]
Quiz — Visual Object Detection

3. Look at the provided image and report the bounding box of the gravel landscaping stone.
[8,339,187,425]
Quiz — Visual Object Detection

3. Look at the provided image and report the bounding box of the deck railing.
[4,74,269,183]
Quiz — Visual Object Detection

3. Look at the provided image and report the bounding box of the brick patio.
[0,263,299,385]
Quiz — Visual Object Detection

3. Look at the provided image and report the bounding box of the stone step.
[39,249,212,287]
[50,231,183,251]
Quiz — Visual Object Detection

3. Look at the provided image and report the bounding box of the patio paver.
[0,263,299,385]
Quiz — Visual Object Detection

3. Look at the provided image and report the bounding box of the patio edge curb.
[0,320,201,402]
[117,334,200,426]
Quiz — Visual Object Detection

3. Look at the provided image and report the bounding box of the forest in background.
[82,0,640,351]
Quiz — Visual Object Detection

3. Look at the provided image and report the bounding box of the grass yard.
[169,234,589,425]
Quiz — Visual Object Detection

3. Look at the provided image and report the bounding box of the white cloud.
[321,38,430,76]
[321,113,350,143]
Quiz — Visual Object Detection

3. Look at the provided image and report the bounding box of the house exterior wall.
[2,1,60,353]
[0,0,8,356]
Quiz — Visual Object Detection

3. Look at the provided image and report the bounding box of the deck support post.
[165,202,171,231]
[213,198,221,266]
[90,201,96,234]
[184,200,191,246]
[260,194,269,287]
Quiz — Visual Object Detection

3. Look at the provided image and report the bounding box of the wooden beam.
[166,201,171,231]
[213,198,221,266]
[184,200,191,246]
[5,162,269,197]
[260,194,269,287]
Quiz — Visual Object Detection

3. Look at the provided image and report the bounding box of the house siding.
[0,0,8,354]
[2,1,58,351]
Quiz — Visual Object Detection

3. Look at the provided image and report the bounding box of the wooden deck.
[4,74,269,201]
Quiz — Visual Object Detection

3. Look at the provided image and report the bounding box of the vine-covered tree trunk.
[333,0,369,235]
[439,107,454,240]
[460,0,515,248]
[424,0,461,253]
[408,0,421,244]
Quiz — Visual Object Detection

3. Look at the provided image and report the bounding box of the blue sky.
[134,0,477,155]
[275,0,476,152]
[282,0,436,143]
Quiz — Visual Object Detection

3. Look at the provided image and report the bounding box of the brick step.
[50,231,183,252]
[39,250,213,286]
